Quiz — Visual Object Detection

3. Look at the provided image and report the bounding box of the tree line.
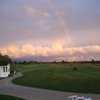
[0,52,100,65]
[13,59,100,64]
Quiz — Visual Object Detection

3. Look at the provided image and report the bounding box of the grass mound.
[12,63,100,94]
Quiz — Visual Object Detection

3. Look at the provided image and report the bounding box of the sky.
[0,0,100,61]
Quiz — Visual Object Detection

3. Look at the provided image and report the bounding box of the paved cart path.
[0,73,100,100]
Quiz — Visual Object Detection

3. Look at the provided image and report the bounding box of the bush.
[73,67,78,71]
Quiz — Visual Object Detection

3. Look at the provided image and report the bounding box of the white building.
[0,64,10,78]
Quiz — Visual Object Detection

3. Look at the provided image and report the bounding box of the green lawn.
[12,63,100,94]
[0,94,24,100]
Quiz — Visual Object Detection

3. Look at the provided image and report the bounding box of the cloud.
[0,0,100,62]
[0,45,20,57]
[25,5,49,17]
[0,44,100,61]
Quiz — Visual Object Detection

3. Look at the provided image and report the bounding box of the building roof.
[0,63,8,66]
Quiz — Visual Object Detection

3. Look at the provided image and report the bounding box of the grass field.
[12,63,100,94]
[0,94,24,100]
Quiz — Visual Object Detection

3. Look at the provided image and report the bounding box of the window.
[3,67,5,72]
[6,67,7,72]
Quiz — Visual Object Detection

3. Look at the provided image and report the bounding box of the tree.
[91,59,95,63]
[61,60,65,63]
[0,53,12,65]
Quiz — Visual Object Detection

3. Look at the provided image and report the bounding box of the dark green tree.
[0,53,12,65]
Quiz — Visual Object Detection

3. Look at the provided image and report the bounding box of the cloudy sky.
[0,0,100,61]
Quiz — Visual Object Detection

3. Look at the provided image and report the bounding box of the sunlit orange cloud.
[0,44,100,61]
[0,45,20,57]
[21,44,35,55]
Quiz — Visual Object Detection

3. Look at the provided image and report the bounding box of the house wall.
[0,67,2,77]
[0,64,10,78]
